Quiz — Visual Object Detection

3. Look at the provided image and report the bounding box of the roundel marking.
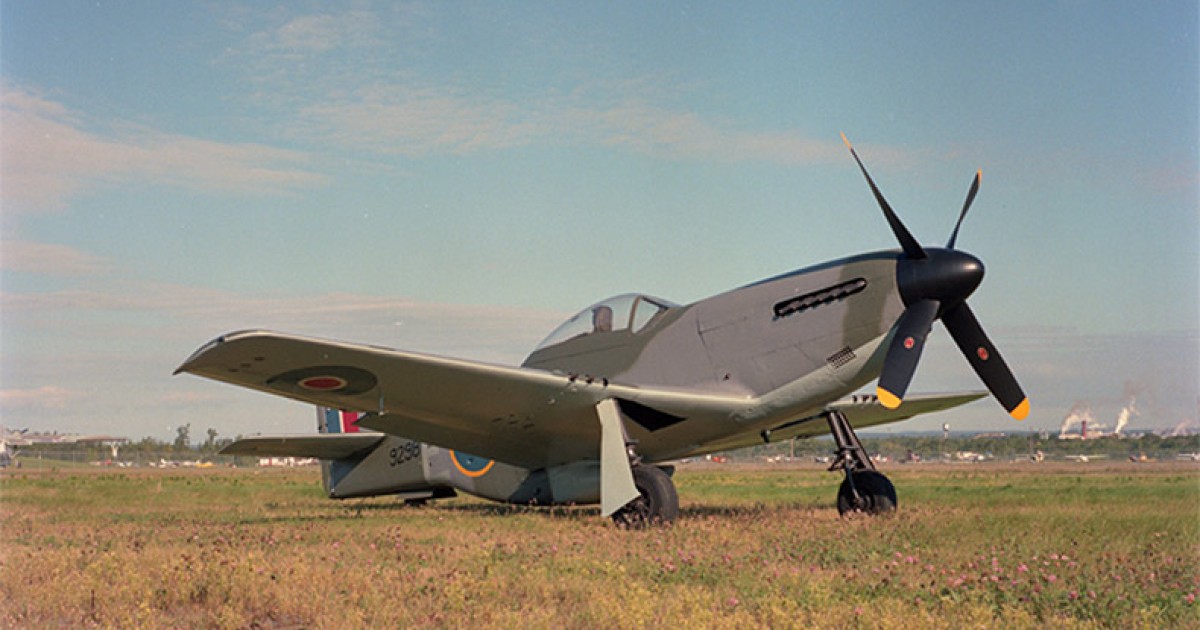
[903,336,915,350]
[450,450,494,477]
[268,366,378,396]
[298,375,349,391]
[976,347,990,361]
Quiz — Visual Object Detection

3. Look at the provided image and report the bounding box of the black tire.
[836,470,897,515]
[611,465,679,528]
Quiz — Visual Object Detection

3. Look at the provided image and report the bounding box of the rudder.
[318,406,363,493]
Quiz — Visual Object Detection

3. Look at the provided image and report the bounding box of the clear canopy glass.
[533,293,677,351]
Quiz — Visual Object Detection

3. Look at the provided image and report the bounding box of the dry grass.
[2,462,1197,628]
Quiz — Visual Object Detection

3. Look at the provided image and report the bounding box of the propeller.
[840,134,1029,420]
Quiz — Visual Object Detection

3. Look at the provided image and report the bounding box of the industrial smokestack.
[1060,402,1095,438]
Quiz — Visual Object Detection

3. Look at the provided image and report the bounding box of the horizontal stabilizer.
[220,433,385,460]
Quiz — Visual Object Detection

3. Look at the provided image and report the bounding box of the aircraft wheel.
[611,465,679,528]
[836,470,897,515]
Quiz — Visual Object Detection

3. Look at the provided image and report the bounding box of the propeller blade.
[941,302,1029,420]
[947,170,981,249]
[841,133,927,259]
[876,299,941,409]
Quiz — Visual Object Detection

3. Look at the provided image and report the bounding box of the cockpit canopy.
[533,293,678,351]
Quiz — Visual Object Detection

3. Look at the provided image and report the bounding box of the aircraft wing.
[827,391,988,431]
[220,433,385,459]
[178,330,749,470]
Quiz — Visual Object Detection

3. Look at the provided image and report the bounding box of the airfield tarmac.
[2,461,1197,628]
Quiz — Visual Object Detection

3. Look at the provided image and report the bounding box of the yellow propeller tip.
[1010,399,1030,421]
[840,132,852,148]
[876,387,902,410]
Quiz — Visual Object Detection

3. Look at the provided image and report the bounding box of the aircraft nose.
[896,248,984,308]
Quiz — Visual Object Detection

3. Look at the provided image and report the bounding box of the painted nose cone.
[897,248,984,307]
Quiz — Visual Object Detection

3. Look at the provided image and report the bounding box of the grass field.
[2,462,1197,628]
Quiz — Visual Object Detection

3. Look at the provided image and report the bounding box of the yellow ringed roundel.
[450,450,494,477]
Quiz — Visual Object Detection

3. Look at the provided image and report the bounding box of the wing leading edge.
[695,391,988,455]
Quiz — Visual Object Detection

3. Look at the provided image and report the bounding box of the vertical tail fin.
[318,407,362,434]
[317,407,363,493]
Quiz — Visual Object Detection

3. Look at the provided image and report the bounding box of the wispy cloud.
[557,99,844,164]
[217,7,852,165]
[250,11,386,55]
[293,85,540,156]
[0,241,114,277]
[2,278,566,361]
[290,83,847,165]
[0,83,329,214]
[1,277,567,433]
[0,386,81,411]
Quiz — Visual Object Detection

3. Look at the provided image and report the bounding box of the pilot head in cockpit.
[591,306,613,333]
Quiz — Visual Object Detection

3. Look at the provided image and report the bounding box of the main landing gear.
[825,410,896,515]
[611,464,679,528]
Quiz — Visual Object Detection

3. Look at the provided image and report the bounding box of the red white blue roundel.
[268,366,378,396]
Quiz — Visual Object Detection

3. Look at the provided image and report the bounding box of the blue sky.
[2,1,1196,441]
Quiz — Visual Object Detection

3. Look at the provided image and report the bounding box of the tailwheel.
[611,465,679,528]
[837,470,897,515]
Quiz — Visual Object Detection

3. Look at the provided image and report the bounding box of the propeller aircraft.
[178,136,1028,526]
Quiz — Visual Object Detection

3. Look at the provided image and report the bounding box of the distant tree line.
[11,428,1200,467]
[13,425,246,466]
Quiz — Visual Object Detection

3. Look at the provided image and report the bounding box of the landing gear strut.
[611,465,679,528]
[825,410,896,515]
